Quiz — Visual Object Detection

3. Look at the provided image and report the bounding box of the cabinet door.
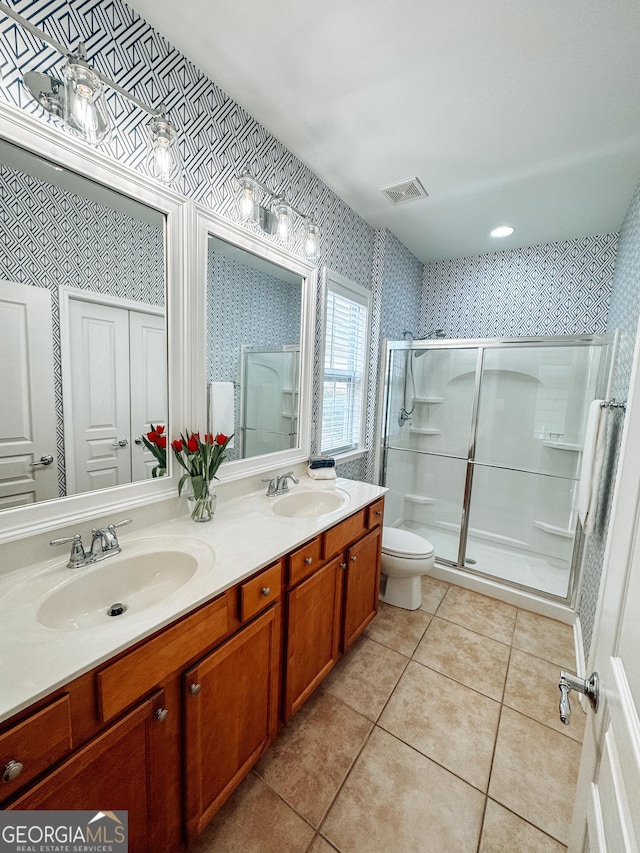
[284,555,343,722]
[343,527,382,651]
[7,692,168,853]
[184,604,281,843]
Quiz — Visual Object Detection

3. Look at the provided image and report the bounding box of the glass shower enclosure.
[379,335,613,601]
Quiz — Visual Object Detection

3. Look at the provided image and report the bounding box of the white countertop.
[0,477,385,724]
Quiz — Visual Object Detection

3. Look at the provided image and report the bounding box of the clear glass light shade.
[304,220,320,262]
[274,201,294,244]
[62,59,112,146]
[146,114,182,184]
[237,171,258,222]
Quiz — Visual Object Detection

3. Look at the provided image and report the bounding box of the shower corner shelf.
[405,494,436,505]
[414,397,444,404]
[542,440,583,451]
[409,427,442,435]
[533,521,575,538]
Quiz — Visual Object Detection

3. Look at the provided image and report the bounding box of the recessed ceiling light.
[490,225,515,238]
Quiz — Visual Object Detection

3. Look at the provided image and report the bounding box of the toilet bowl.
[379,527,435,611]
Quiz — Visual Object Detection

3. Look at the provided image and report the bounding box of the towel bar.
[600,398,626,411]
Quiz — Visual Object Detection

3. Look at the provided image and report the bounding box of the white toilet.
[379,527,435,610]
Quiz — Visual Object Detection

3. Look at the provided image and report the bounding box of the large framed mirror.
[0,102,186,543]
[194,210,317,480]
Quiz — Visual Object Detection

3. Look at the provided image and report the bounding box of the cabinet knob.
[2,760,24,783]
[261,587,271,596]
[375,510,383,517]
[340,562,347,570]
[304,557,313,565]
[155,708,169,723]
[351,555,357,562]
[189,683,202,696]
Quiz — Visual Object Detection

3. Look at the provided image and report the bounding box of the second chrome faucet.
[262,471,299,497]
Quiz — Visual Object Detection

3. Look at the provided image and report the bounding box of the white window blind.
[321,276,370,455]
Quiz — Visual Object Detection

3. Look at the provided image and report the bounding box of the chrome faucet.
[276,471,299,495]
[51,518,132,568]
[262,472,299,497]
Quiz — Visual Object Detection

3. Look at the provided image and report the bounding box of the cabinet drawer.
[239,561,282,622]
[288,537,322,587]
[0,694,72,801]
[322,509,367,560]
[366,498,385,529]
[96,593,229,723]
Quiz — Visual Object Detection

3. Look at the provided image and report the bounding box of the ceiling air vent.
[380,177,428,206]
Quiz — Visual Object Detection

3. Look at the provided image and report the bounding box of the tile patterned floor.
[191,578,583,853]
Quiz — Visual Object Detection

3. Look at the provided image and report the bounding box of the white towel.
[307,466,337,480]
[578,399,607,534]
[209,381,235,448]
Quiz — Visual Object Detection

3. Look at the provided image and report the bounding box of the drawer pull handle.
[189,683,202,696]
[2,760,24,783]
[304,557,313,565]
[261,587,271,596]
[351,555,357,562]
[155,708,169,723]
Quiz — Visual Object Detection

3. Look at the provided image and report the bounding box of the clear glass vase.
[186,478,217,522]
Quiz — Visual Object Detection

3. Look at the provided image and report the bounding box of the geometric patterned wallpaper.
[421,233,617,339]
[0,0,377,479]
[578,181,640,659]
[207,248,301,462]
[0,160,164,495]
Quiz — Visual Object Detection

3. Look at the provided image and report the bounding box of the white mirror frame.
[191,206,317,481]
[0,100,188,544]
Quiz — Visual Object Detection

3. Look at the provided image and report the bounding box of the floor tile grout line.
[484,795,571,849]
[420,611,514,648]
[315,721,378,841]
[374,722,495,798]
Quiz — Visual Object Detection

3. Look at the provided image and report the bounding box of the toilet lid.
[382,528,434,559]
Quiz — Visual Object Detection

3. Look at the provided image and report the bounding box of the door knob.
[31,454,54,467]
[112,439,129,448]
[558,671,599,725]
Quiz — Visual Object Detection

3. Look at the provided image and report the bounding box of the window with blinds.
[321,273,370,455]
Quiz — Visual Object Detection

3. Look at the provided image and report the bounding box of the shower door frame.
[378,334,614,604]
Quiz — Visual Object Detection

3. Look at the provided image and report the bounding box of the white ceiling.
[127,0,640,263]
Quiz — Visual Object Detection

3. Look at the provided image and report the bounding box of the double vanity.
[0,478,385,851]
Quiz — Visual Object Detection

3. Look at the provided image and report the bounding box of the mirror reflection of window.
[0,138,168,508]
[206,236,302,462]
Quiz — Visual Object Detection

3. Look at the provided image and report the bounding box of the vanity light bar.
[236,167,321,261]
[0,1,182,182]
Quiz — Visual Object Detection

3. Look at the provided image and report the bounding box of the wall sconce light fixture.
[235,167,321,262]
[0,1,182,184]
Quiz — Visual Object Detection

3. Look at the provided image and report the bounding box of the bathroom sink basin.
[271,488,350,518]
[7,537,216,632]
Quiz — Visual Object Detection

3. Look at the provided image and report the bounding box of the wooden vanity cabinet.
[6,691,167,852]
[342,526,382,651]
[284,553,344,721]
[0,496,383,850]
[183,602,281,842]
[283,499,384,721]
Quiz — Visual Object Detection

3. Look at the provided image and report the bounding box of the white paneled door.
[65,296,166,494]
[129,309,167,481]
[0,280,58,507]
[570,326,640,851]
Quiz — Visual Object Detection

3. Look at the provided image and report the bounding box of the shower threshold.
[401,523,570,599]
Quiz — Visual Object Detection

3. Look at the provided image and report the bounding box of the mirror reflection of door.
[0,280,58,507]
[64,295,166,495]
